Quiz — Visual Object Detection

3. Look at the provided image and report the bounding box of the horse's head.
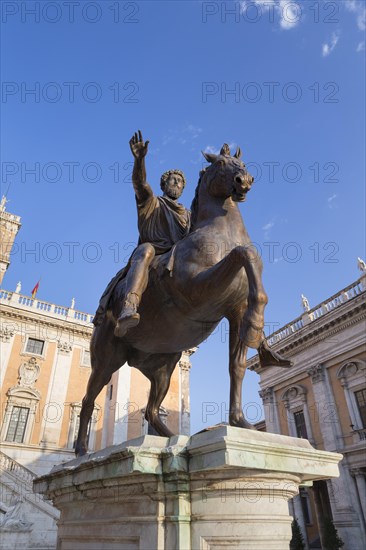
[201,144,254,202]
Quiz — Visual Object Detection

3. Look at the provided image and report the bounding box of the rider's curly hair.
[160,169,186,192]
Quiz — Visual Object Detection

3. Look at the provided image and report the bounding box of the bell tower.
[0,196,21,285]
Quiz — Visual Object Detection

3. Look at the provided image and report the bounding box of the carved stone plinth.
[33,426,342,550]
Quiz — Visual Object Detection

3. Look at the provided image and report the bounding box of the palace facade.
[0,199,192,549]
[248,270,366,550]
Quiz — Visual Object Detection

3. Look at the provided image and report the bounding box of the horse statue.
[75,144,291,456]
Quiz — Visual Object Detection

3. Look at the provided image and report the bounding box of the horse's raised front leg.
[193,245,267,349]
[141,352,181,437]
[228,317,255,430]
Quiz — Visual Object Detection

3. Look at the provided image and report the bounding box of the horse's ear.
[202,151,217,163]
[234,146,242,159]
[220,144,231,156]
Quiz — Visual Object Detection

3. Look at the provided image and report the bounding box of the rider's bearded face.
[164,174,184,200]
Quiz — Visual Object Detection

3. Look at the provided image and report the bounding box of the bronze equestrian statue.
[75,132,292,456]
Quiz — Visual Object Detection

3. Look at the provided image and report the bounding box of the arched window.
[0,358,41,445]
[281,385,314,442]
[337,361,366,438]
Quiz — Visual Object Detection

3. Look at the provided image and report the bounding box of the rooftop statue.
[75,131,292,456]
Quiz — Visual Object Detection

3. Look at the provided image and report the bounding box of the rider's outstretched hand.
[130,130,149,160]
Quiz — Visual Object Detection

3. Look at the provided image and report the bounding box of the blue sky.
[1,0,365,433]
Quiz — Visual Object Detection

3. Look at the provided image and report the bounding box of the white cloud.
[203,145,220,155]
[344,0,366,31]
[203,143,238,155]
[183,124,203,139]
[322,32,340,57]
[240,0,301,30]
[327,194,338,209]
[262,220,275,239]
[356,41,365,52]
[253,0,275,5]
[162,124,203,147]
[278,0,301,30]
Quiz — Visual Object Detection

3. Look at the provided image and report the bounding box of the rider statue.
[93,131,190,333]
[114,131,191,337]
[94,130,291,368]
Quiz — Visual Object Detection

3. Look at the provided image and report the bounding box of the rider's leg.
[114,243,155,338]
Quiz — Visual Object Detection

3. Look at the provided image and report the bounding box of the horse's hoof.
[146,419,174,438]
[258,343,294,369]
[75,448,87,457]
[114,313,140,338]
[229,416,256,430]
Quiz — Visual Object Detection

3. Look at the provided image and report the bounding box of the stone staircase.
[0,451,59,550]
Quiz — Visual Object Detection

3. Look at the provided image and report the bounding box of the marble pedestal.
[34,426,342,550]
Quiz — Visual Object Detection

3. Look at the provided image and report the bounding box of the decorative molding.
[337,361,361,381]
[0,325,14,342]
[248,303,366,371]
[307,364,325,384]
[349,468,364,478]
[0,499,33,532]
[57,340,72,354]
[179,358,192,371]
[281,385,307,410]
[259,387,274,404]
[0,308,93,339]
[18,357,40,388]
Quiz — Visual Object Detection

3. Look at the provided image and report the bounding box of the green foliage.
[290,518,306,550]
[323,518,345,549]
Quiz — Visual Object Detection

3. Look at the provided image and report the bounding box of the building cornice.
[248,279,366,373]
[0,305,93,338]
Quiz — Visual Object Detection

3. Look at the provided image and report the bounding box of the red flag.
[31,280,40,299]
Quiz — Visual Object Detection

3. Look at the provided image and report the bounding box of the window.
[5,406,30,443]
[337,361,366,434]
[300,488,312,525]
[355,389,366,428]
[67,402,100,451]
[294,410,308,439]
[25,338,44,355]
[81,349,91,367]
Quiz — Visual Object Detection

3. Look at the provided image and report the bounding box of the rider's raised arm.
[130,130,154,204]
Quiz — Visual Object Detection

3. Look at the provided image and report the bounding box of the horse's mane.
[189,169,206,232]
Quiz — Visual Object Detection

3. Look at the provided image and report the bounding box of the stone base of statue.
[33,426,342,550]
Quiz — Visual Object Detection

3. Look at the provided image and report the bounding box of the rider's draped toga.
[93,195,191,326]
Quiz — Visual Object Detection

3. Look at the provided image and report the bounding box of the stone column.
[351,469,366,522]
[292,494,310,550]
[0,324,15,387]
[307,364,343,447]
[179,350,193,436]
[307,363,361,548]
[259,386,280,434]
[40,340,72,445]
[34,426,342,550]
